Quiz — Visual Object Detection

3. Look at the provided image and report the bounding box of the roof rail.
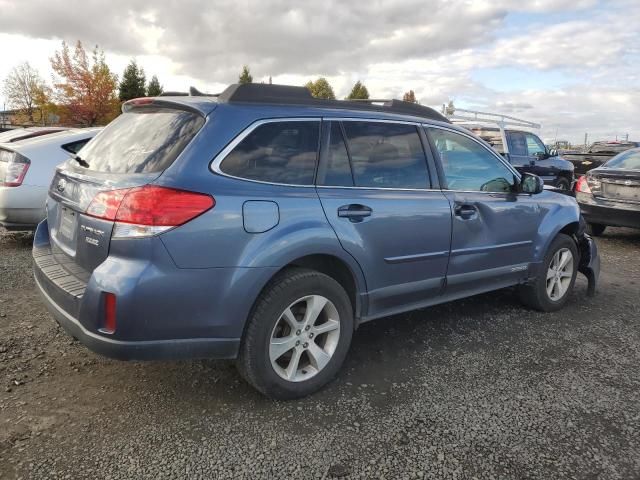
[215,83,449,123]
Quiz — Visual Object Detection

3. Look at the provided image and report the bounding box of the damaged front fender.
[577,217,600,297]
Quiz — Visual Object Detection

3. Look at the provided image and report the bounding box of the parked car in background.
[575,147,640,236]
[562,141,640,176]
[33,84,599,399]
[1,128,101,230]
[445,109,574,190]
[471,127,575,190]
[0,127,70,143]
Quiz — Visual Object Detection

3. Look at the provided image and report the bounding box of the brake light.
[575,175,591,194]
[86,185,215,238]
[123,98,155,112]
[0,149,30,187]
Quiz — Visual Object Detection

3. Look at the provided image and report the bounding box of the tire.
[587,223,606,237]
[236,268,354,400]
[556,178,570,191]
[517,233,579,312]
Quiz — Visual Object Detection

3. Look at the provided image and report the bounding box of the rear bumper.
[32,219,277,361]
[577,193,640,229]
[35,273,240,361]
[0,185,46,229]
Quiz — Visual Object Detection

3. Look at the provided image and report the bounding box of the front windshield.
[604,149,640,170]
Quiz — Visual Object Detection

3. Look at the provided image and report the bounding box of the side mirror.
[520,173,544,194]
[534,151,549,160]
[548,148,558,157]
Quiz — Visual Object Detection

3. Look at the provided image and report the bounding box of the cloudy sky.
[1,0,639,144]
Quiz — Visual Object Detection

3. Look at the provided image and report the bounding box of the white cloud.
[0,0,638,143]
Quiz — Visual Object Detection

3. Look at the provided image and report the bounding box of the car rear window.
[604,149,640,170]
[219,120,320,185]
[76,108,204,173]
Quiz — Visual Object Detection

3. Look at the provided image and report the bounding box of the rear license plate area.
[58,207,77,241]
[603,184,640,202]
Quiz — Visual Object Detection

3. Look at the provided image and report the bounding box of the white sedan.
[0,128,102,230]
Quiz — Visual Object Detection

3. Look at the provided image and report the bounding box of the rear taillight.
[575,175,592,194]
[0,149,30,187]
[86,185,215,238]
[576,175,601,195]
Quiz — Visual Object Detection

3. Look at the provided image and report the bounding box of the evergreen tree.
[346,81,369,100]
[304,77,336,99]
[118,60,146,101]
[146,75,163,96]
[238,65,253,84]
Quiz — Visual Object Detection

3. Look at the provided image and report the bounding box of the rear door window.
[319,122,354,187]
[220,121,320,185]
[507,132,528,156]
[341,121,430,189]
[76,107,204,173]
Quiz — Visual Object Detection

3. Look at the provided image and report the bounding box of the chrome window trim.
[316,185,441,192]
[423,123,523,189]
[209,117,321,188]
[209,117,525,194]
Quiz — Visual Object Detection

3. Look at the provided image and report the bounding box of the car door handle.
[454,204,477,220]
[338,204,372,222]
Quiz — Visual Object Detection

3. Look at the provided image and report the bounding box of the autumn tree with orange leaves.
[50,41,120,126]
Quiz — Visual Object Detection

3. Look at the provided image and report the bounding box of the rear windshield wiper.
[72,154,89,168]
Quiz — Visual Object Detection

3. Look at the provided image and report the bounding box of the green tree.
[2,62,47,122]
[346,81,369,100]
[402,90,417,103]
[304,77,335,99]
[146,75,163,96]
[118,60,146,101]
[238,65,253,84]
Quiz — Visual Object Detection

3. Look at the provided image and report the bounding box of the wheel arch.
[246,251,367,336]
[533,199,581,263]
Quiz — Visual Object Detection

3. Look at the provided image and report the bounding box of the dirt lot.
[1,228,639,479]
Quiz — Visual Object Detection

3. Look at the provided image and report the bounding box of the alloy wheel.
[546,247,574,301]
[269,295,341,382]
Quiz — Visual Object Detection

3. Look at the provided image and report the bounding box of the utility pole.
[584,133,588,149]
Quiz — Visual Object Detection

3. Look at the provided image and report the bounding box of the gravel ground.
[1,227,639,479]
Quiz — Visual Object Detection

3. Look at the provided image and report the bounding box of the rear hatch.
[45,103,206,275]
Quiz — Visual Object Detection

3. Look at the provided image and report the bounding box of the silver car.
[0,128,101,230]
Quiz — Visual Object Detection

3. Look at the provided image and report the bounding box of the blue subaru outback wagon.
[33,84,600,399]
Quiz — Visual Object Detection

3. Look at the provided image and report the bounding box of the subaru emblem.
[56,178,67,193]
